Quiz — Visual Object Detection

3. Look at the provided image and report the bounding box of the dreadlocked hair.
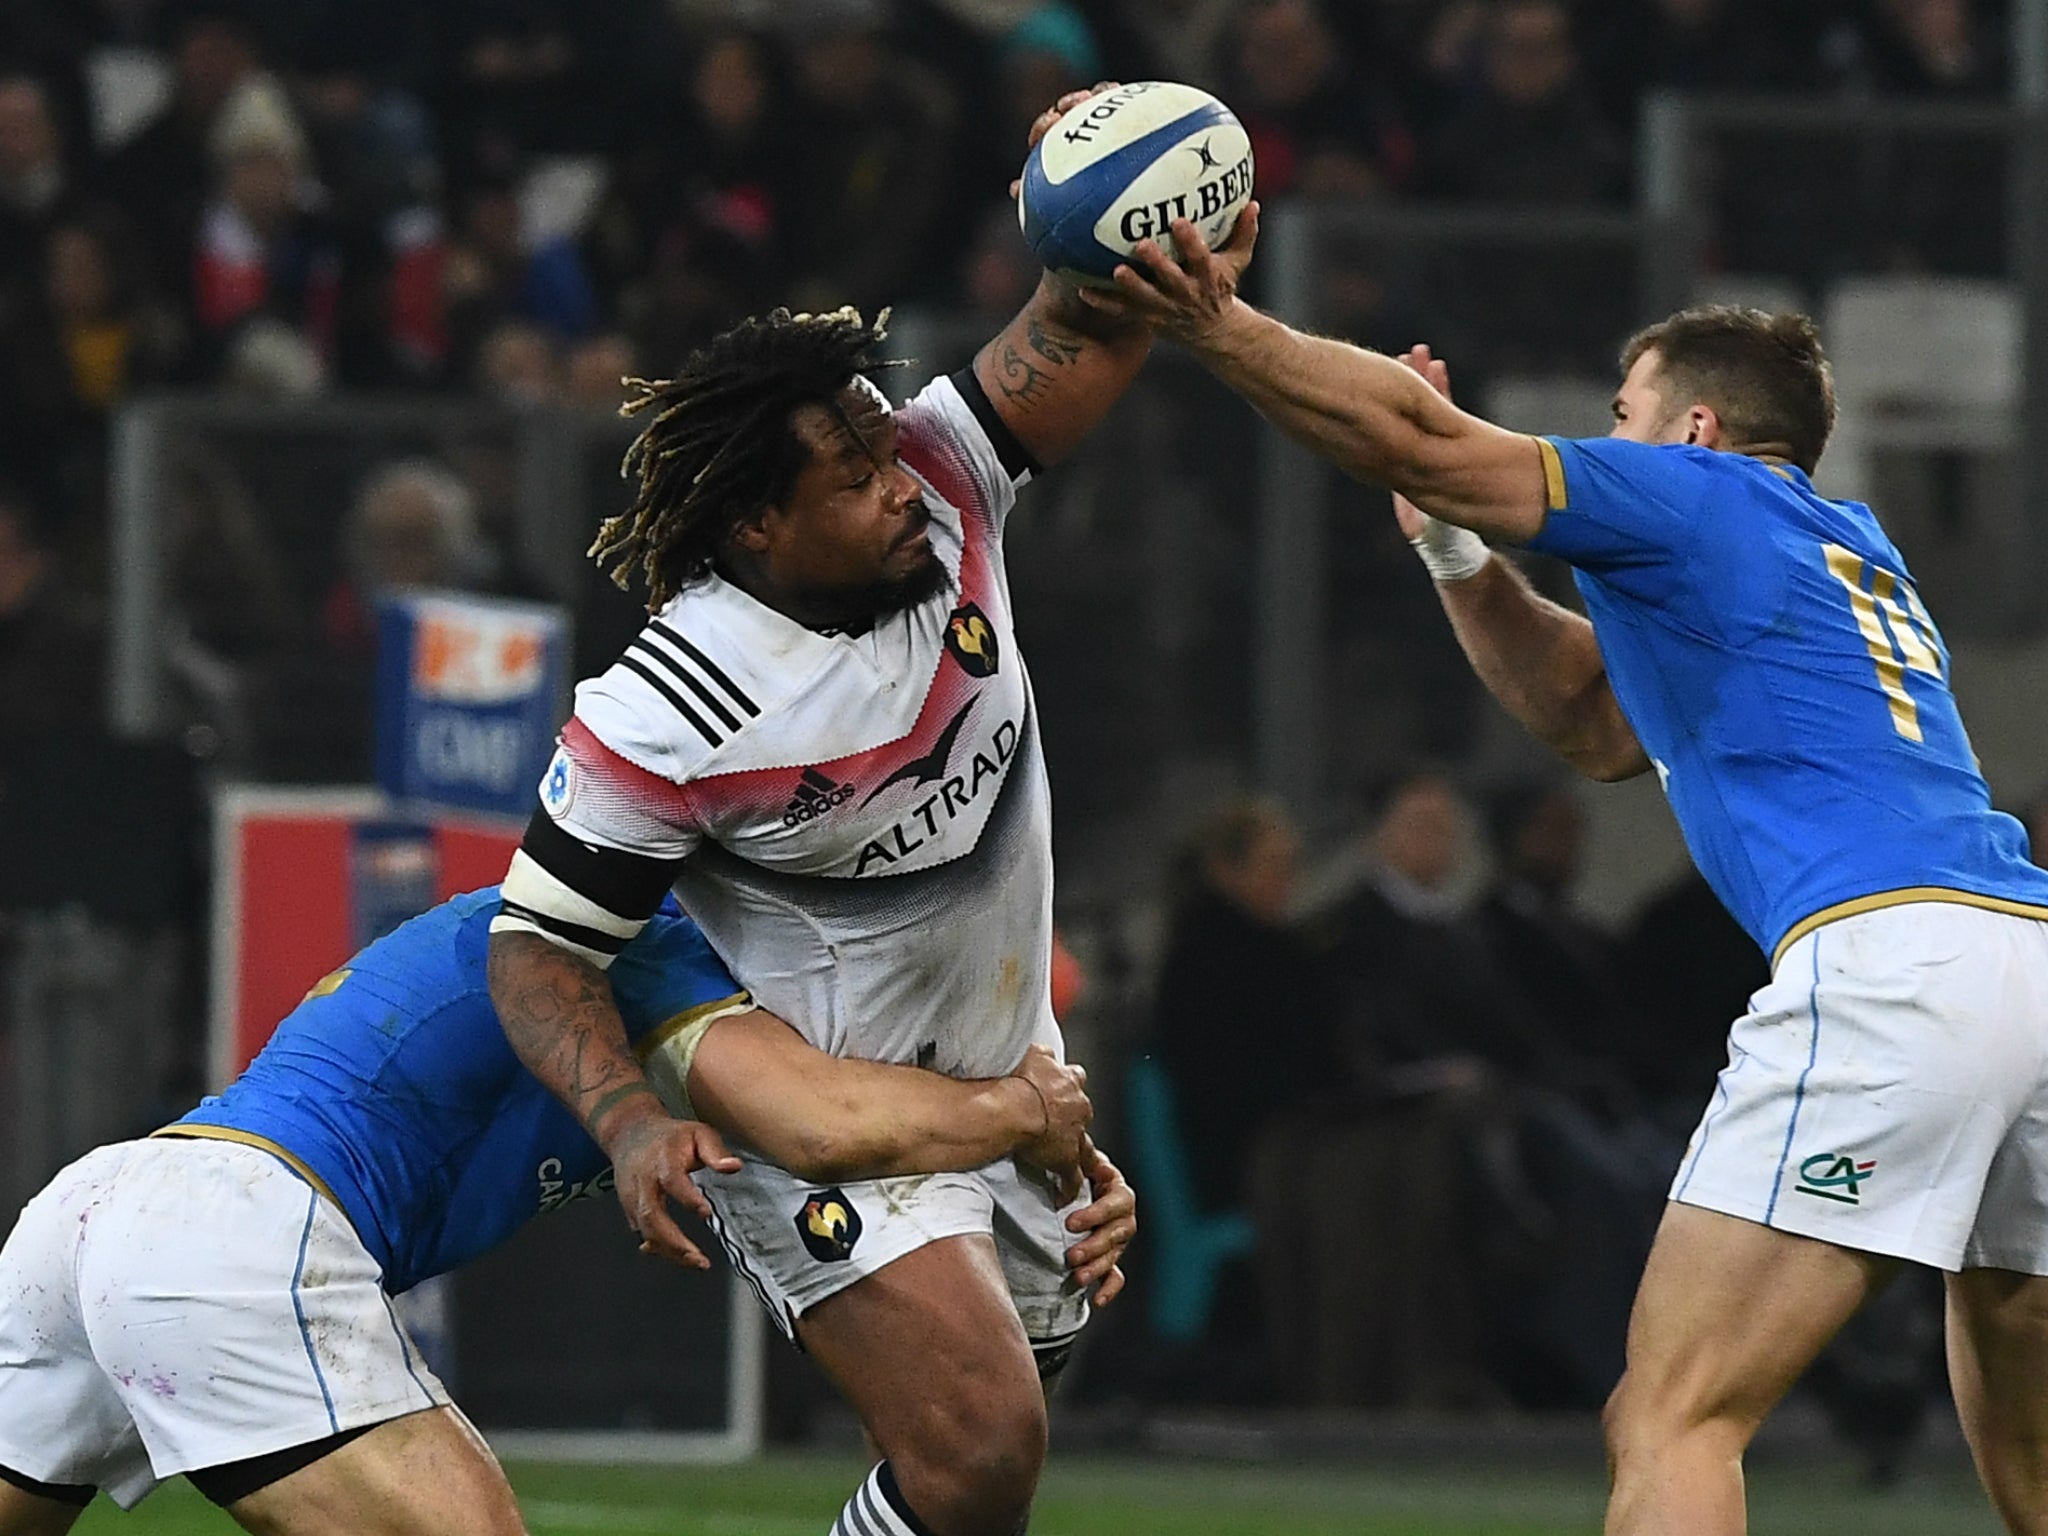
[592,306,905,611]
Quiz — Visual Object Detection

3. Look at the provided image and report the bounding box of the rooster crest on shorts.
[796,1188,863,1262]
[945,602,1000,678]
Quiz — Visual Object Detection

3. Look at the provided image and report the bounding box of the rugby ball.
[1018,81,1254,284]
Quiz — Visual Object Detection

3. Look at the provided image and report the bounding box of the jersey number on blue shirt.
[1821,544,1946,743]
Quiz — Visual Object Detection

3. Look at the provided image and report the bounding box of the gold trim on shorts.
[149,1124,346,1211]
[1773,888,2048,971]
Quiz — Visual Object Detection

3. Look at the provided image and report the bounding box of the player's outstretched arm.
[683,1021,1091,1186]
[1083,216,1550,545]
[487,929,741,1269]
[1392,348,1649,784]
[971,85,1165,469]
[973,266,1155,471]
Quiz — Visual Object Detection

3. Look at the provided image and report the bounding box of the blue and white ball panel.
[1019,81,1254,281]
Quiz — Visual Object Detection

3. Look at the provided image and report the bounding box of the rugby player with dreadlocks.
[487,89,1247,1536]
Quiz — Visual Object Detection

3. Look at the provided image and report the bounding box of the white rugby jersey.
[502,373,1058,1078]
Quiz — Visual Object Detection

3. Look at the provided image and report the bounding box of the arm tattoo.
[1026,316,1084,369]
[993,342,1053,406]
[488,931,654,1145]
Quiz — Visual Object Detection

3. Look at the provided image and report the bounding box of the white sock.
[829,1462,933,1536]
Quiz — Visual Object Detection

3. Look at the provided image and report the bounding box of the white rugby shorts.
[1672,900,2048,1273]
[697,1153,1091,1350]
[0,1136,446,1509]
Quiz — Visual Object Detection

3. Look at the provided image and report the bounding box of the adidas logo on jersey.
[783,767,857,827]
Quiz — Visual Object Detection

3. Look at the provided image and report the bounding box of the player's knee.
[1603,1368,1755,1467]
[892,1387,1047,1533]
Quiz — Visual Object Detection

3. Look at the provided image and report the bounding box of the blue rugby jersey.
[170,888,746,1293]
[1526,435,2048,963]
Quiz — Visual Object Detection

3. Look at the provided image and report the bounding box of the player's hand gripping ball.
[1018,81,1254,285]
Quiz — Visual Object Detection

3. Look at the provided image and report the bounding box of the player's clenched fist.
[605,1105,743,1270]
[1010,1044,1093,1192]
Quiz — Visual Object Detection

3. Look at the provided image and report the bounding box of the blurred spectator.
[474,319,561,405]
[0,75,83,293]
[1582,0,1812,131]
[163,435,296,664]
[1149,796,1332,1212]
[961,203,1041,320]
[440,170,597,369]
[563,332,635,412]
[0,486,105,732]
[1087,0,1241,87]
[192,74,341,379]
[293,42,443,384]
[1149,793,1495,1408]
[950,4,1101,307]
[1616,869,1769,1120]
[1311,769,1521,1074]
[986,5,1102,176]
[1473,778,1630,1074]
[1000,5,1102,104]
[294,29,439,226]
[0,214,179,531]
[1222,0,1412,198]
[1828,0,2004,96]
[780,0,959,313]
[1817,0,2006,270]
[322,458,493,655]
[590,27,792,366]
[102,5,263,302]
[218,315,328,398]
[1418,0,1628,205]
[431,0,648,163]
[39,219,176,410]
[1308,768,1665,1402]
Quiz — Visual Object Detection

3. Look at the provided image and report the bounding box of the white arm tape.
[489,848,648,970]
[1409,512,1492,584]
[635,995,757,1119]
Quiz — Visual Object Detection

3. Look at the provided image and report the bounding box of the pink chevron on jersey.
[545,373,1059,1076]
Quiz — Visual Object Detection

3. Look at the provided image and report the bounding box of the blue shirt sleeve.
[1525,437,1714,603]
[607,910,749,1041]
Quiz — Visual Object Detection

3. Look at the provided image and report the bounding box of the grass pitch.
[71,1450,2003,1535]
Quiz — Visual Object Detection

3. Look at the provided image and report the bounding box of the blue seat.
[1122,1054,1257,1344]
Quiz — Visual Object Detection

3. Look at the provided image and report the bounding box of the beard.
[788,543,947,635]
[862,544,949,617]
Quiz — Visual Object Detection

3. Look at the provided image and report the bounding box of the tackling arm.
[680,1017,1089,1183]
[487,927,738,1268]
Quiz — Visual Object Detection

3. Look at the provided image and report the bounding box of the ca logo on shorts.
[945,603,1000,678]
[796,1188,862,1262]
[1795,1152,1877,1205]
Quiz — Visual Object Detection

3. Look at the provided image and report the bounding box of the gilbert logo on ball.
[1019,81,1254,283]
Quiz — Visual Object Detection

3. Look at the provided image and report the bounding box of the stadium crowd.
[1148,780,1765,1411]
[0,0,2012,601]
[0,0,2024,1433]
